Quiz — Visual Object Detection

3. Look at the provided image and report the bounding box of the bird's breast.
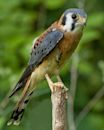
[57,31,82,66]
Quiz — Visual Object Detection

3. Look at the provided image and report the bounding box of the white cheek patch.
[63,13,73,32]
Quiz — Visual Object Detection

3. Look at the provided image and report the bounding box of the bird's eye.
[72,14,77,19]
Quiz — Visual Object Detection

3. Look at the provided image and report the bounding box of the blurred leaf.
[87,12,104,28]
[44,0,66,9]
[79,61,93,75]
[0,117,5,129]
[81,29,100,44]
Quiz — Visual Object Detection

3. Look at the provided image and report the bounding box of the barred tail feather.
[7,77,33,126]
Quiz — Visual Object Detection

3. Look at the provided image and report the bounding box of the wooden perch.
[45,74,68,130]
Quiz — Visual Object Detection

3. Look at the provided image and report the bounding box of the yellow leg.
[45,73,54,92]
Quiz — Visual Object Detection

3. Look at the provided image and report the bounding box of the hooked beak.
[77,16,87,26]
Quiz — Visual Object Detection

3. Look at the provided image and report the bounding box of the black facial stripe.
[62,15,66,25]
[71,22,75,31]
[71,18,77,31]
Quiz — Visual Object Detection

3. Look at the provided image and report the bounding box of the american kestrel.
[7,8,87,125]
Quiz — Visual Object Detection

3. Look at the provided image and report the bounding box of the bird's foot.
[45,73,68,96]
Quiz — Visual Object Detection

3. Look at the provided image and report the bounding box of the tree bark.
[45,74,68,130]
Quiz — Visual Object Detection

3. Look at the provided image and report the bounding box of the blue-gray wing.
[29,30,63,66]
[9,29,64,97]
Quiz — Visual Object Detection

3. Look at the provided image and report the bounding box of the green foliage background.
[0,0,104,130]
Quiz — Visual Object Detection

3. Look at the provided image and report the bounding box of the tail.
[7,77,33,126]
[9,66,33,98]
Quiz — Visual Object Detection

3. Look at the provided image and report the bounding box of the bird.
[7,8,87,125]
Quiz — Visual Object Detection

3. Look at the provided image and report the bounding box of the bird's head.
[59,8,87,33]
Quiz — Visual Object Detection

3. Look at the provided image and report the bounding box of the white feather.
[63,13,73,32]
